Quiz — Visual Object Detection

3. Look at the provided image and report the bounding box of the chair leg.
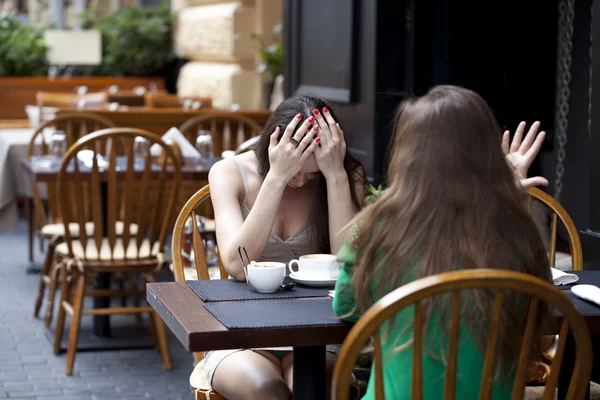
[130,272,143,328]
[53,267,70,355]
[34,242,55,318]
[65,273,86,376]
[45,260,61,329]
[151,311,172,371]
[145,273,171,368]
[26,197,34,263]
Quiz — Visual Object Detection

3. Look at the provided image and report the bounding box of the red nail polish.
[323,107,329,113]
[308,116,315,123]
[313,109,319,115]
[296,114,302,119]
[316,137,321,143]
[314,125,319,130]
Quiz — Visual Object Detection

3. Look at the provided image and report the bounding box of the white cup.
[288,254,340,280]
[247,262,286,293]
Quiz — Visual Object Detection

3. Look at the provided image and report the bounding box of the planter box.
[0,77,165,120]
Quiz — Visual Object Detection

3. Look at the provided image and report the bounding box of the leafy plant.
[79,2,173,76]
[0,13,48,76]
[364,184,385,206]
[250,23,283,81]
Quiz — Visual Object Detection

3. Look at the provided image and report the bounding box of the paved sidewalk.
[0,221,194,400]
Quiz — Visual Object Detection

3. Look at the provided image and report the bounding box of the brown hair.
[349,85,551,375]
[254,94,366,253]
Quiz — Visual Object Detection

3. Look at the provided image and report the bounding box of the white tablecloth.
[0,129,34,233]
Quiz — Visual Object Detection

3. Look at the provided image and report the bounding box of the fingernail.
[313,109,320,115]
[314,126,319,131]
[308,116,315,123]
[323,107,329,113]
[296,114,302,119]
[316,137,321,143]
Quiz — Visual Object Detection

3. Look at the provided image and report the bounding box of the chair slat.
[66,120,74,145]
[443,291,461,400]
[106,140,118,259]
[237,121,245,147]
[148,157,168,248]
[121,143,135,254]
[374,329,385,400]
[549,213,558,267]
[542,321,569,400]
[511,298,539,400]
[191,212,210,280]
[412,301,423,400]
[135,147,153,256]
[90,148,103,259]
[479,291,504,399]
[72,156,88,254]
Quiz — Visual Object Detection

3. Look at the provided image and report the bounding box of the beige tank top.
[232,156,319,264]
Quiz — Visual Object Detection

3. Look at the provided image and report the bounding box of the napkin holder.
[158,139,183,165]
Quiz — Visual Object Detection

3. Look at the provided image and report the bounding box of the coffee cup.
[288,254,340,280]
[246,262,286,293]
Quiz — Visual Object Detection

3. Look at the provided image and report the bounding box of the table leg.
[27,196,34,263]
[558,335,590,400]
[293,345,326,400]
[93,183,111,337]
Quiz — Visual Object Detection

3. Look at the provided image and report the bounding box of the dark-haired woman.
[203,94,366,399]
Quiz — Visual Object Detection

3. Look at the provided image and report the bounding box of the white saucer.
[289,272,337,288]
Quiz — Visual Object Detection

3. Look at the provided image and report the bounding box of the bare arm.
[210,116,320,280]
[209,159,287,280]
[312,108,365,253]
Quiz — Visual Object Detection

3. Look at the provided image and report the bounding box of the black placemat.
[186,277,329,302]
[556,270,600,288]
[562,290,600,317]
[204,298,342,329]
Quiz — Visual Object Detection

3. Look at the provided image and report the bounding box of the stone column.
[173,0,282,109]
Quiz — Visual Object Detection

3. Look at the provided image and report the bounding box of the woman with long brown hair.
[333,85,551,399]
[204,94,366,399]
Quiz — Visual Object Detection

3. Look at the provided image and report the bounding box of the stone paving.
[0,221,194,400]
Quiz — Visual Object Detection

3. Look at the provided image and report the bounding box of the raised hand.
[311,107,347,180]
[502,121,549,190]
[268,113,320,183]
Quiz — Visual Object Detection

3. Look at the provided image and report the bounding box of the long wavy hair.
[349,85,551,376]
[254,94,366,253]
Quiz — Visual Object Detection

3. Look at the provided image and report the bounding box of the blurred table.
[0,128,34,233]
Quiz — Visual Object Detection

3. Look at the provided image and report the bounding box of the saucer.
[289,272,337,288]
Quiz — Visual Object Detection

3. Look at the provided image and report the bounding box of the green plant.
[364,184,385,206]
[0,13,48,76]
[79,3,173,76]
[250,23,283,81]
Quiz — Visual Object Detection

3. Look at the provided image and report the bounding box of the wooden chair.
[527,188,582,271]
[52,128,179,375]
[31,113,117,328]
[332,269,593,400]
[179,113,263,157]
[145,93,212,109]
[172,185,227,400]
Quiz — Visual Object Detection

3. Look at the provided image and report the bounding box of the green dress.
[332,241,515,400]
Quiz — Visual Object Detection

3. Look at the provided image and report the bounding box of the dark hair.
[254,94,366,253]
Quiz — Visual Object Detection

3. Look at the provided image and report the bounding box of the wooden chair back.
[332,269,593,400]
[56,128,181,263]
[179,113,263,156]
[27,113,116,230]
[172,185,227,363]
[145,93,212,109]
[527,188,583,271]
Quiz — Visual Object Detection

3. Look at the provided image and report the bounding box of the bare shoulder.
[208,157,243,199]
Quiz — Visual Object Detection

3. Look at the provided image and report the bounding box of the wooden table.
[21,156,215,340]
[149,274,600,400]
[147,282,352,400]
